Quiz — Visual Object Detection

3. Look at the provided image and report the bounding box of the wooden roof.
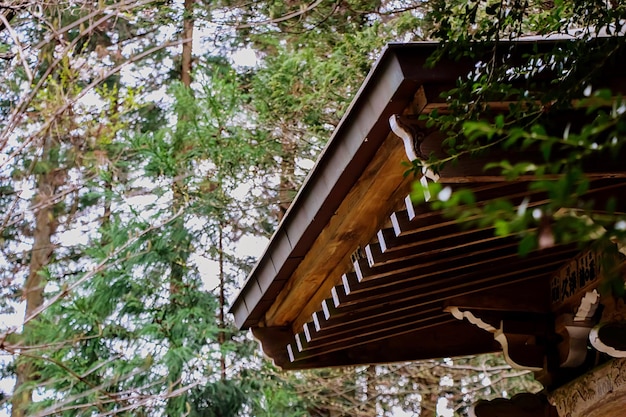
[230,40,626,371]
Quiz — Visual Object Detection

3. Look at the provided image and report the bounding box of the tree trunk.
[181,0,194,88]
[166,1,194,415]
[12,140,60,417]
[218,224,226,380]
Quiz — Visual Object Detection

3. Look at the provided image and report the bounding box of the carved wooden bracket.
[389,114,439,201]
[446,306,546,371]
[556,314,595,368]
[590,322,626,358]
[575,290,600,321]
[445,307,497,332]
[588,290,626,358]
[555,290,600,368]
[389,114,426,161]
[495,322,545,371]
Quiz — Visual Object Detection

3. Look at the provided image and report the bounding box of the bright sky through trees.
[2,0,622,416]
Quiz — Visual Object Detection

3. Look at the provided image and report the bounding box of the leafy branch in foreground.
[411,4,626,298]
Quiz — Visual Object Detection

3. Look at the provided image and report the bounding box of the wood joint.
[556,290,600,368]
[389,113,440,202]
[350,246,365,264]
[447,307,546,371]
[495,321,545,371]
[389,114,426,161]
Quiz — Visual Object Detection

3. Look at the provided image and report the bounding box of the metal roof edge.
[228,42,439,326]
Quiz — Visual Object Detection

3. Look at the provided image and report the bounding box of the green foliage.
[189,380,247,417]
[4,0,589,415]
[410,0,626,292]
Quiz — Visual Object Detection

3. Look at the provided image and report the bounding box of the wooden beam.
[311,268,555,344]
[324,252,574,320]
[264,134,415,329]
[378,225,497,256]
[365,232,509,266]
[347,244,574,300]
[251,326,297,368]
[394,182,538,237]
[294,309,449,354]
[288,315,453,363]
[444,279,551,313]
[284,320,499,369]
[304,303,443,344]
[353,240,521,283]
[421,129,626,183]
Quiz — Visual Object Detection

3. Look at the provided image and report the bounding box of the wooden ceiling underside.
[231,41,626,370]
[277,178,626,368]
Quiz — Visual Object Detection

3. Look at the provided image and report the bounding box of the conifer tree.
[4,1,613,415]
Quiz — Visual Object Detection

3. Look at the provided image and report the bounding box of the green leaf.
[518,233,537,257]
[494,219,510,236]
[495,114,504,129]
[540,140,553,161]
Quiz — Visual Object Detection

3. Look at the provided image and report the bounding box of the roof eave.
[229,43,444,328]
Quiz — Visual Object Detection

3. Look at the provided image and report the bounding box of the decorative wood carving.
[554,290,599,368]
[389,114,426,161]
[389,113,439,201]
[446,307,546,371]
[549,358,626,417]
[445,307,497,333]
[590,322,626,358]
[555,314,595,368]
[471,392,558,417]
[494,326,544,371]
[587,281,626,358]
[550,250,600,314]
[574,290,600,321]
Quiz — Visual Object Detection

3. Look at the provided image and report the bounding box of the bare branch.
[0,13,31,81]
[234,0,325,29]
[0,37,186,168]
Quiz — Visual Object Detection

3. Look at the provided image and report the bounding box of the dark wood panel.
[304,274,549,340]
[347,245,575,300]
[354,240,521,282]
[323,255,571,321]
[295,309,449,353]
[366,233,508,266]
[307,274,547,346]
[445,278,551,313]
[287,320,500,369]
[288,315,454,363]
